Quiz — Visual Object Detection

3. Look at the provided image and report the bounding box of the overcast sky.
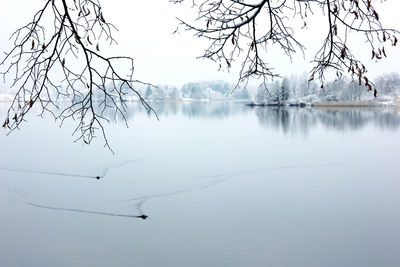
[1,0,399,86]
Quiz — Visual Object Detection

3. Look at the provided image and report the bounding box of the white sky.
[1,0,399,86]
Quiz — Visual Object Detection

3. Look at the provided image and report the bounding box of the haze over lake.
[1,101,399,267]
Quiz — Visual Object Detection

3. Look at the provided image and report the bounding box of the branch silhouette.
[1,0,157,152]
[172,0,399,95]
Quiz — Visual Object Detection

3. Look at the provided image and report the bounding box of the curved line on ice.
[0,158,142,180]
[26,202,148,220]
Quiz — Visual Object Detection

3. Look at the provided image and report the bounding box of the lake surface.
[1,102,400,267]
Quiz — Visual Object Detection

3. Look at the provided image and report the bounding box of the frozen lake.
[1,102,400,267]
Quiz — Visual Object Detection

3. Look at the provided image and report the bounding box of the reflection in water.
[8,100,398,135]
[110,102,400,135]
[109,101,250,122]
[181,102,239,119]
[253,106,400,134]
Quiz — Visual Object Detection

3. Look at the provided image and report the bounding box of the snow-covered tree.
[376,73,400,99]
[278,77,291,103]
[145,86,152,99]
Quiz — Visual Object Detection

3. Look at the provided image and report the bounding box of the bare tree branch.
[309,0,399,96]
[172,0,399,95]
[1,0,157,152]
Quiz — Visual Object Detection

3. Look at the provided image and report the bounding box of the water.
[1,102,399,267]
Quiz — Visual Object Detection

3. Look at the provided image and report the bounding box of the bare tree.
[172,0,399,95]
[1,0,157,152]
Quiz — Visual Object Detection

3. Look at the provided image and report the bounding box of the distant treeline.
[140,72,400,103]
[254,72,400,104]
[102,101,400,134]
[90,72,400,103]
[138,80,250,101]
